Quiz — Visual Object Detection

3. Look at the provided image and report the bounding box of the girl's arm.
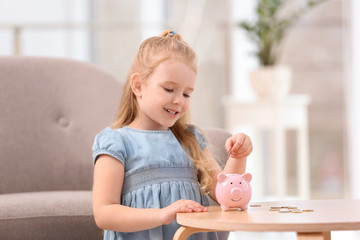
[206,133,253,202]
[223,132,253,174]
[92,155,206,232]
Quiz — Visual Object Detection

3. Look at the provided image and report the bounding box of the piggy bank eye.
[230,182,233,184]
[239,182,242,184]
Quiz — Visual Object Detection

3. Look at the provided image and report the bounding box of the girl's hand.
[160,199,207,225]
[225,133,253,160]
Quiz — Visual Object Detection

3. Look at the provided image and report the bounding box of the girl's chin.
[164,122,176,128]
[152,121,176,130]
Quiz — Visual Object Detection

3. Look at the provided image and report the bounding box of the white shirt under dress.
[92,126,222,240]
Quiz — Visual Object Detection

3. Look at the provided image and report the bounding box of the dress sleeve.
[92,127,127,166]
[187,125,209,150]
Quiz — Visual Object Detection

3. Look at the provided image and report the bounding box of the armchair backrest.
[0,57,123,194]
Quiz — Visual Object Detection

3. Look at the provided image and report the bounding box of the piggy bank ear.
[217,173,227,184]
[242,173,252,182]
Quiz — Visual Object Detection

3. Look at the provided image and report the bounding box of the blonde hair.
[111,30,212,194]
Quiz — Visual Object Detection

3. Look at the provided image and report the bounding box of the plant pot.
[249,65,292,100]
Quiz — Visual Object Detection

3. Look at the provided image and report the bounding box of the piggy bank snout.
[231,187,242,197]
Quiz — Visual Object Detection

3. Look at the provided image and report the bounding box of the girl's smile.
[164,108,179,117]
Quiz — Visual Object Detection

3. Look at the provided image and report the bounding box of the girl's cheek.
[184,100,190,109]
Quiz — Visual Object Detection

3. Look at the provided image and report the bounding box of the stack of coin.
[268,206,314,213]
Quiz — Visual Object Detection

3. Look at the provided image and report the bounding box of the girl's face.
[131,59,196,131]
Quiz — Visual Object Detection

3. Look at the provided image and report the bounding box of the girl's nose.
[172,93,184,105]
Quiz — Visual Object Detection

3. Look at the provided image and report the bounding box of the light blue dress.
[92,126,221,240]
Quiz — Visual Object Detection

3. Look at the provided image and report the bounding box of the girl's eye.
[164,88,173,93]
[183,93,191,98]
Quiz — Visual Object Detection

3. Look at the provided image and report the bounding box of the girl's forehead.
[155,54,196,71]
[148,59,196,86]
[157,58,195,72]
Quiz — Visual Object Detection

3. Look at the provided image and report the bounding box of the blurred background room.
[1,0,359,239]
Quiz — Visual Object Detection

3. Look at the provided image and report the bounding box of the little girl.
[92,30,253,240]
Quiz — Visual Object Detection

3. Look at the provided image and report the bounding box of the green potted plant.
[239,0,326,99]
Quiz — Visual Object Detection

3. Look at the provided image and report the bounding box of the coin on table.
[250,204,262,207]
[303,209,314,212]
[279,209,291,213]
[269,208,280,211]
[281,206,297,209]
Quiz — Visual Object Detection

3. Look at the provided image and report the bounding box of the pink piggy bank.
[215,173,252,211]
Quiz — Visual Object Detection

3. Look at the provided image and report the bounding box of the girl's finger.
[232,141,253,158]
[230,137,245,153]
[225,138,235,152]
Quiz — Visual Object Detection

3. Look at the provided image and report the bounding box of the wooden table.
[174,199,360,240]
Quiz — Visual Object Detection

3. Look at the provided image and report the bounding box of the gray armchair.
[0,56,230,239]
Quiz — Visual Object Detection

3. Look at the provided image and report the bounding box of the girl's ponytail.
[161,30,183,41]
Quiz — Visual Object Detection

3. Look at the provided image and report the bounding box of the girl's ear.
[130,73,143,97]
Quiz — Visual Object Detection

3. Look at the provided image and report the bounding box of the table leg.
[297,232,331,240]
[173,226,209,240]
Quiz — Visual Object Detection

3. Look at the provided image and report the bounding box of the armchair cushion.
[0,191,101,239]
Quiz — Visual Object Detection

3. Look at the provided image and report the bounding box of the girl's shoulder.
[186,125,208,149]
[96,126,122,136]
[186,124,202,135]
[94,126,142,139]
[93,127,127,144]
[92,127,130,165]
